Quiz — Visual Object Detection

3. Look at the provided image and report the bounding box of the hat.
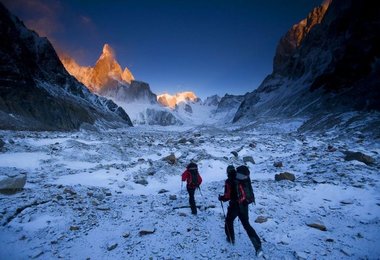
[187,162,198,171]
[226,165,236,174]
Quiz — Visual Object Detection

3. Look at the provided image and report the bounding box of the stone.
[70,226,80,231]
[327,145,337,152]
[122,232,130,238]
[158,189,169,194]
[255,216,268,223]
[0,168,27,193]
[275,172,295,182]
[243,156,255,164]
[107,242,118,251]
[169,195,177,200]
[135,179,148,186]
[139,228,155,236]
[231,151,238,157]
[343,151,375,165]
[273,161,283,168]
[306,222,327,231]
[163,153,176,165]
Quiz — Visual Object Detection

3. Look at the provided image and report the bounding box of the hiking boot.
[256,248,263,257]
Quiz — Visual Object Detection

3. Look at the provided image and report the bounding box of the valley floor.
[0,122,379,259]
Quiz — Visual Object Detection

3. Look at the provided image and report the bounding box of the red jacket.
[182,169,202,189]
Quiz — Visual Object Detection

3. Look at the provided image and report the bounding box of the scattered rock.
[70,226,79,231]
[158,189,169,194]
[340,200,354,205]
[275,172,295,182]
[122,232,130,238]
[63,188,77,196]
[139,228,155,236]
[255,216,268,223]
[96,206,111,211]
[249,143,256,148]
[163,153,176,165]
[326,238,334,242]
[306,222,327,231]
[273,161,283,168]
[327,145,337,152]
[107,242,118,251]
[343,151,375,165]
[135,178,148,186]
[169,195,177,200]
[178,138,187,144]
[0,168,27,193]
[243,156,255,164]
[231,151,238,157]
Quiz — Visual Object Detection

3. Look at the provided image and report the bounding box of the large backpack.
[236,179,255,204]
[235,166,255,204]
[188,163,200,187]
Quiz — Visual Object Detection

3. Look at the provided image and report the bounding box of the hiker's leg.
[238,204,262,251]
[225,204,238,243]
[187,187,197,214]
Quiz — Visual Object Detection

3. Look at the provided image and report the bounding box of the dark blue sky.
[4,0,322,99]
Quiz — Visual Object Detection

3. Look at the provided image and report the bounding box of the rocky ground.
[0,119,379,259]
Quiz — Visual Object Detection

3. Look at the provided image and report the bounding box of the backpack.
[189,168,200,187]
[236,178,255,204]
[187,163,200,187]
[235,165,255,205]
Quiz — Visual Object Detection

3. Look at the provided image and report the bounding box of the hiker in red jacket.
[181,162,202,215]
[219,165,263,257]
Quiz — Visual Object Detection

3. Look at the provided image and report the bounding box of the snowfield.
[0,119,379,259]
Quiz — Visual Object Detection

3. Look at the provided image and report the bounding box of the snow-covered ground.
[0,120,379,259]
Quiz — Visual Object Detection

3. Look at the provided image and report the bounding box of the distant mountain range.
[1,0,377,130]
[0,3,132,131]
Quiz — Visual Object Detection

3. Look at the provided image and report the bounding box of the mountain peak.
[101,43,115,58]
[157,91,199,108]
[60,44,134,93]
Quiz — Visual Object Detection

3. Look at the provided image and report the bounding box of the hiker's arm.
[181,170,188,181]
[219,182,230,201]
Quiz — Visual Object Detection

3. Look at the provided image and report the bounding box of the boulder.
[343,151,375,165]
[275,172,295,182]
[243,156,255,164]
[163,153,176,165]
[255,216,268,223]
[0,168,27,193]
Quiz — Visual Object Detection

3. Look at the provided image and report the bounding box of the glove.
[218,195,223,201]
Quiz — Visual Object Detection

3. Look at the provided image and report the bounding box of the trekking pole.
[220,200,226,218]
[198,186,203,196]
[220,200,233,244]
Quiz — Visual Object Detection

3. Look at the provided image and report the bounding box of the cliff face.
[234,0,380,123]
[0,3,132,130]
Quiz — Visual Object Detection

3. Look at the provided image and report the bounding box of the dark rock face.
[112,81,157,104]
[144,109,183,126]
[0,3,132,130]
[234,0,380,123]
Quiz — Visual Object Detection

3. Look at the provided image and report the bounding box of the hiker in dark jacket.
[219,165,263,257]
[181,162,202,215]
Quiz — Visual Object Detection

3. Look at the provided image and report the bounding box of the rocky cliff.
[234,0,380,123]
[0,3,132,130]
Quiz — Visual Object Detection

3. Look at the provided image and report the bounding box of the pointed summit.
[100,43,115,59]
[60,44,134,93]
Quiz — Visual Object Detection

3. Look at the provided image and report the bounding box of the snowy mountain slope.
[0,3,132,131]
[0,114,379,259]
[234,0,380,123]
